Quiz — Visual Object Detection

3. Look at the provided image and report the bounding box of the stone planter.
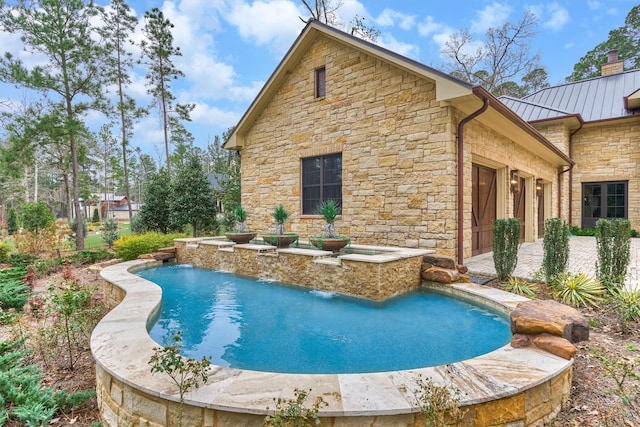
[262,233,299,248]
[225,232,257,244]
[310,236,350,252]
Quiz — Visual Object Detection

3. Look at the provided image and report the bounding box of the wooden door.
[537,187,544,238]
[472,164,497,256]
[513,178,526,242]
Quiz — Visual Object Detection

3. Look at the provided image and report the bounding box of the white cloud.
[375,8,416,30]
[224,1,304,52]
[190,102,240,128]
[587,1,601,10]
[378,34,419,59]
[471,2,512,33]
[543,3,569,31]
[564,42,575,49]
[417,16,455,54]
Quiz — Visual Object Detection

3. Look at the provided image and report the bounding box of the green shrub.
[505,276,538,299]
[130,213,148,234]
[101,218,120,248]
[34,257,64,276]
[553,272,605,308]
[0,338,94,426]
[631,229,639,238]
[0,266,27,282]
[0,241,10,262]
[92,208,100,223]
[542,218,570,284]
[66,249,114,265]
[613,288,640,322]
[114,232,185,261]
[9,253,37,268]
[569,226,596,236]
[596,219,631,293]
[492,218,520,281]
[0,279,30,310]
[6,207,18,235]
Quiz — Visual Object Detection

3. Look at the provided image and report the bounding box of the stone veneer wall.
[174,238,426,301]
[95,258,573,427]
[96,361,572,427]
[571,120,640,229]
[240,34,459,255]
[237,33,564,259]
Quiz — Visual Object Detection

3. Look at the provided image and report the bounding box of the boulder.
[510,333,532,348]
[457,264,469,274]
[421,266,460,284]
[422,254,457,270]
[532,334,577,360]
[510,299,589,343]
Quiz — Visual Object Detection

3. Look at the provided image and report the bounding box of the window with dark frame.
[315,66,326,98]
[581,181,628,229]
[302,153,342,214]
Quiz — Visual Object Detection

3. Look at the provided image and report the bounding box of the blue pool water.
[139,264,512,374]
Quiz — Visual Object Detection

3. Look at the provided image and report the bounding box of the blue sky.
[0,0,636,161]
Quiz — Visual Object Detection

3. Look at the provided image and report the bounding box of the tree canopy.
[567,5,640,81]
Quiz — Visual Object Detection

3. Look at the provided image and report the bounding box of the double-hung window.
[302,153,342,214]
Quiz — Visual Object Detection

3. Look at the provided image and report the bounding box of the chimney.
[601,49,624,76]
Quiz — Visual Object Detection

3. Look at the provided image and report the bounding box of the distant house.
[84,193,139,222]
[224,20,637,263]
[502,50,639,230]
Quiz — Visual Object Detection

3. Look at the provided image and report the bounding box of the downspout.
[557,122,581,220]
[456,98,490,265]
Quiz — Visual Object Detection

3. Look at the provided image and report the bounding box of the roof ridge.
[525,68,640,99]
[500,95,578,115]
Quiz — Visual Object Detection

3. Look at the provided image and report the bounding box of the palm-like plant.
[271,204,290,235]
[235,205,248,232]
[316,199,340,238]
[553,272,605,308]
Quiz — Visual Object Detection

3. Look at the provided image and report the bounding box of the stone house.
[502,51,640,231]
[224,19,577,263]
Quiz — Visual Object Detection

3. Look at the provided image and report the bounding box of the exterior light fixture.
[510,169,520,193]
[536,178,544,197]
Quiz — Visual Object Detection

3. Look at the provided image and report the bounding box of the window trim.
[301,153,342,215]
[314,66,326,98]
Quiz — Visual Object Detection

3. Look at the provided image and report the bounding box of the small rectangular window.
[315,67,326,98]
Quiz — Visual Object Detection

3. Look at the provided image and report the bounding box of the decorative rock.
[532,334,577,360]
[421,266,460,284]
[511,334,532,348]
[511,299,589,343]
[422,253,457,270]
[456,264,469,274]
[458,273,472,283]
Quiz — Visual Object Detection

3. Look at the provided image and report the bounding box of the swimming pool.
[139,264,511,374]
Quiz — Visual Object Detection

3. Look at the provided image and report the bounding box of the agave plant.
[505,276,538,299]
[316,199,341,238]
[553,272,605,308]
[613,288,640,321]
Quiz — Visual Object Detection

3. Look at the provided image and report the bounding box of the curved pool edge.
[92,259,573,426]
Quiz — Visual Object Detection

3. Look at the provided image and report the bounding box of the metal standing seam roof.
[518,69,640,123]
[499,96,577,122]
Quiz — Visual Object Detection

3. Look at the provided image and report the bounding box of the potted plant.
[310,200,350,252]
[262,204,298,248]
[225,206,257,244]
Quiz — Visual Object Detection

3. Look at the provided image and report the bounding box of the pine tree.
[0,0,111,250]
[139,7,194,173]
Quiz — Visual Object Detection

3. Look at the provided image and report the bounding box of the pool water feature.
[139,264,512,374]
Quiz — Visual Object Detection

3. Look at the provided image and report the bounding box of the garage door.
[472,164,497,256]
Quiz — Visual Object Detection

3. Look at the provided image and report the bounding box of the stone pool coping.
[91,258,573,423]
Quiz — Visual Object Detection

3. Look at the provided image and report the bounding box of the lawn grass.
[84,222,131,250]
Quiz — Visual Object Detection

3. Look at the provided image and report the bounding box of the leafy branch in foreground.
[149,331,211,426]
[264,388,327,426]
[414,372,468,426]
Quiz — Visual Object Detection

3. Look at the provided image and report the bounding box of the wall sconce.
[510,169,520,193]
[536,178,544,197]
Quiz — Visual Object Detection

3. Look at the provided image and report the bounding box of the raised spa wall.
[93,239,574,427]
